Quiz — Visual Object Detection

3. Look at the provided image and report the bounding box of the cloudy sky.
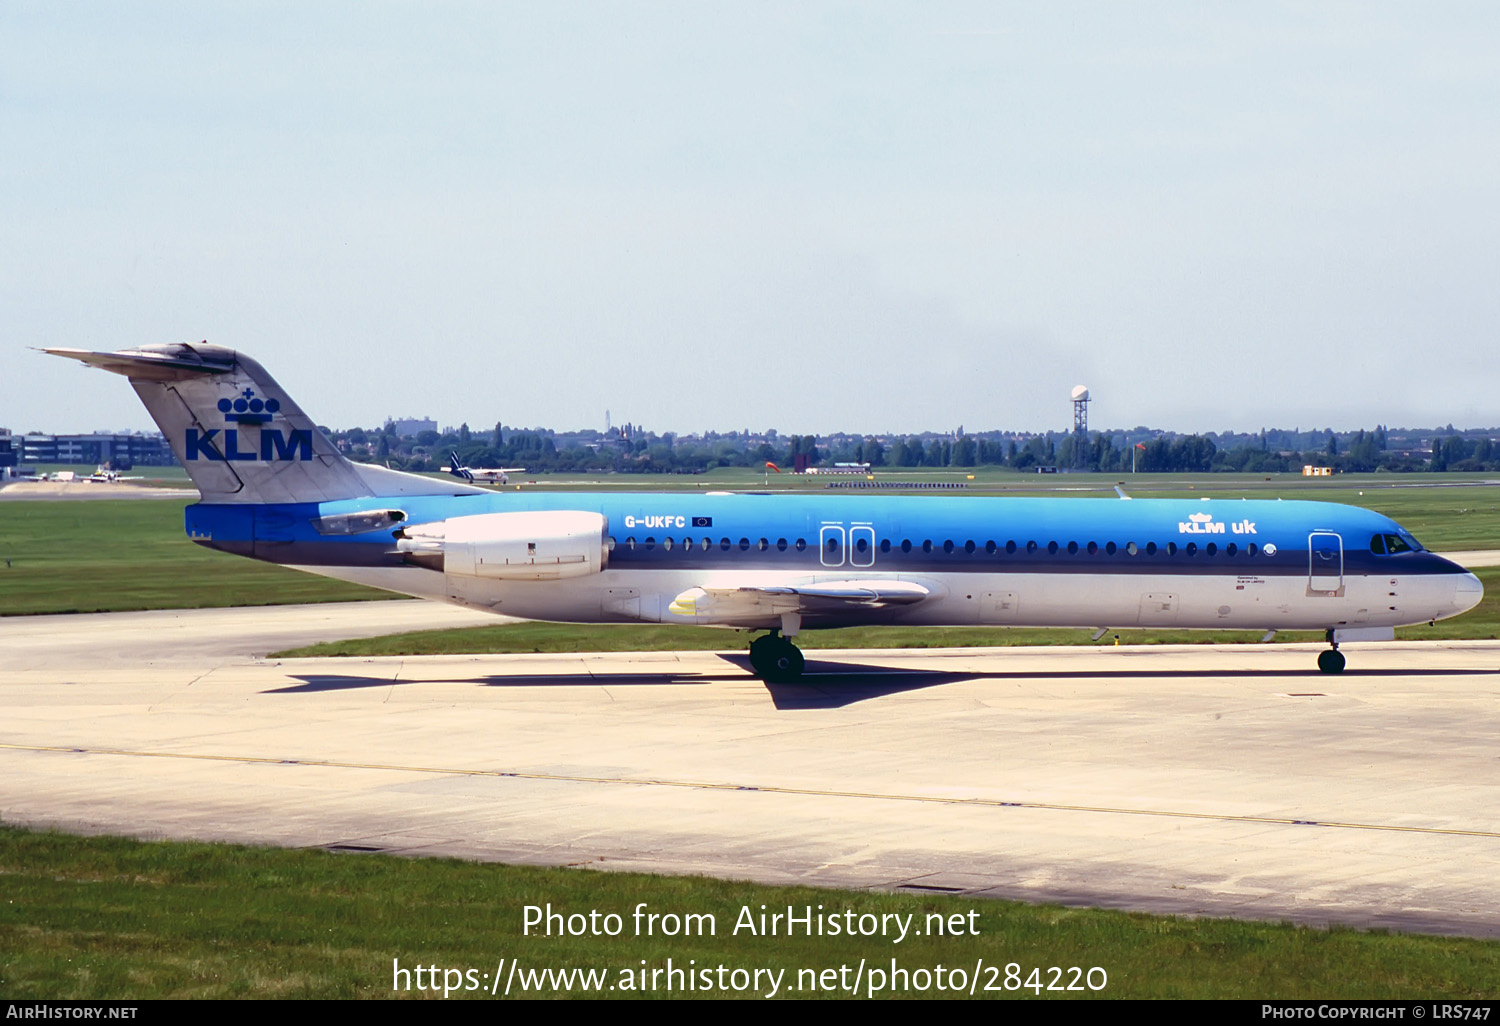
[4,2,1498,437]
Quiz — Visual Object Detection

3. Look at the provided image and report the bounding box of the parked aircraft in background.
[47,342,1482,679]
[88,466,143,483]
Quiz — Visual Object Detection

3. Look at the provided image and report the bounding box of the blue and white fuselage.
[47,342,1482,678]
[184,490,1480,635]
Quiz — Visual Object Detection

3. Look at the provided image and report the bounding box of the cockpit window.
[1384,533,1414,554]
[1370,534,1386,555]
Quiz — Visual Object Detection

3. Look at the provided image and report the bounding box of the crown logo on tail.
[218,388,281,424]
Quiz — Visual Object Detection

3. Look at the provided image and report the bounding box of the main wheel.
[748,634,777,678]
[1317,649,1346,674]
[749,635,805,681]
[766,640,805,682]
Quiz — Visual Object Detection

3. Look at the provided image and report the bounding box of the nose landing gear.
[1318,631,1346,674]
[748,630,805,682]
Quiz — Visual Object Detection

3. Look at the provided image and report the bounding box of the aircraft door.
[819,524,846,567]
[1308,532,1343,593]
[849,524,875,567]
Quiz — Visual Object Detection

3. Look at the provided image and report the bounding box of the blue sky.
[5,2,1498,435]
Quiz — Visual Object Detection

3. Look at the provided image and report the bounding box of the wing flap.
[668,580,929,618]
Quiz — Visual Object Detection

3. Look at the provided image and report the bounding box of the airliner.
[48,342,1483,679]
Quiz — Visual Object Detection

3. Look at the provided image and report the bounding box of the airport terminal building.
[13,431,175,467]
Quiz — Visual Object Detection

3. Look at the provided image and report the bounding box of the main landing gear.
[748,630,805,682]
[1317,631,1346,674]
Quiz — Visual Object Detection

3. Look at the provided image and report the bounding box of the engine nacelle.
[396,510,608,580]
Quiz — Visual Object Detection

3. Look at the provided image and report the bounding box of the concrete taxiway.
[3,603,1499,937]
[0,480,199,500]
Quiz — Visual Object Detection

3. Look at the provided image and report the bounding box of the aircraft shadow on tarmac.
[263,654,1493,710]
[264,655,987,709]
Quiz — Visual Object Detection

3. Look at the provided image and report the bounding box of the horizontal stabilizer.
[43,344,236,381]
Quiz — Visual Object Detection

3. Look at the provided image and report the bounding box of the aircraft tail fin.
[46,342,488,504]
[448,450,475,482]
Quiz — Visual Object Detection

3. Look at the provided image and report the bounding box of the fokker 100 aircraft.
[48,342,1483,679]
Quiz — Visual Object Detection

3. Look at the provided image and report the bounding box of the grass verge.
[0,500,388,615]
[2,824,1497,999]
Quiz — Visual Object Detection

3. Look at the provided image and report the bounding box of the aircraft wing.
[668,580,930,619]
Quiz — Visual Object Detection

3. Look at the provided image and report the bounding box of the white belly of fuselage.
[291,565,1470,633]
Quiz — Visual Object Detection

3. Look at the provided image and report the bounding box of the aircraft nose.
[1453,572,1484,616]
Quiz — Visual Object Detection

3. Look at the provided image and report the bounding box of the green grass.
[2,824,1497,999]
[270,566,1500,659]
[0,500,388,615]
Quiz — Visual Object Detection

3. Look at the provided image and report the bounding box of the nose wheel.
[1317,636,1346,675]
[748,631,805,682]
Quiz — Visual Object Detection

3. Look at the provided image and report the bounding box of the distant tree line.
[329,419,1500,475]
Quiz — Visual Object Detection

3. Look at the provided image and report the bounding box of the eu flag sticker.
[692,516,713,528]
